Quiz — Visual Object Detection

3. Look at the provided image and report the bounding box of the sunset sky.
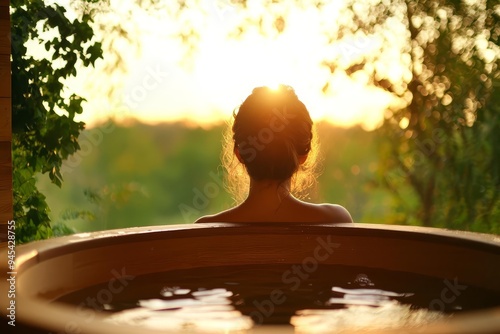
[57,0,408,130]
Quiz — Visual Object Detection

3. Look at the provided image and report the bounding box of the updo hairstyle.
[222,85,320,203]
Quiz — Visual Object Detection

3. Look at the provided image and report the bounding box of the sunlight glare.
[71,0,403,130]
[266,81,282,91]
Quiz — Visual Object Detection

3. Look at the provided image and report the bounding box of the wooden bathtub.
[1,223,499,333]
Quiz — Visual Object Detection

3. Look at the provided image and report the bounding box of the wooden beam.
[0,140,10,242]
[0,3,11,244]
[0,9,9,55]
[0,54,10,97]
[0,98,10,141]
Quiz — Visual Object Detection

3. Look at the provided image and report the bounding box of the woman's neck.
[246,178,292,203]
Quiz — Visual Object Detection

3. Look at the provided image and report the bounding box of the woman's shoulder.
[194,213,222,224]
[318,203,353,223]
[299,201,353,223]
[194,208,238,224]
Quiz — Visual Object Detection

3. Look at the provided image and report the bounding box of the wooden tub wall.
[16,223,500,298]
[1,223,499,334]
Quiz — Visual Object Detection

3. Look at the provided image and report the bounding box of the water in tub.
[56,264,500,333]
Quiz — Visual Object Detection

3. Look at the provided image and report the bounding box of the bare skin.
[195,178,353,224]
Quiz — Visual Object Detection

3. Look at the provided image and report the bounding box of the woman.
[195,85,352,223]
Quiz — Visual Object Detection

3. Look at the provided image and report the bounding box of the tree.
[367,0,499,232]
[11,0,102,242]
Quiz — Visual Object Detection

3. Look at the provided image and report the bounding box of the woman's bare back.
[195,195,352,224]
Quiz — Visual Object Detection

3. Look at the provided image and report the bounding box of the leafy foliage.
[369,0,499,232]
[11,0,102,243]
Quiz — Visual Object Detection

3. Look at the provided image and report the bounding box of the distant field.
[37,120,397,233]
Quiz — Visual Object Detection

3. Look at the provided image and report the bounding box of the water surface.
[57,264,500,333]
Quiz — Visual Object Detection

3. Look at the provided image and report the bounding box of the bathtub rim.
[11,222,500,269]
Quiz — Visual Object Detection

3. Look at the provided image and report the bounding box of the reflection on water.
[105,285,445,333]
[292,303,445,333]
[105,287,253,333]
[57,264,500,333]
[329,287,414,306]
[292,287,444,333]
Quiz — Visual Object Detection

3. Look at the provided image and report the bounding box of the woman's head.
[222,85,320,202]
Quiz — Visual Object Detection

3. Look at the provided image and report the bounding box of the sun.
[265,81,283,91]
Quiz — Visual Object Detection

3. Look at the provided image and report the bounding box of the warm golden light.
[265,81,282,91]
[69,1,403,130]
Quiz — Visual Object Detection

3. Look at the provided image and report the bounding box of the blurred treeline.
[37,120,397,234]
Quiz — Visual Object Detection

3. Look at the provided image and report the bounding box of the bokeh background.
[11,0,500,242]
